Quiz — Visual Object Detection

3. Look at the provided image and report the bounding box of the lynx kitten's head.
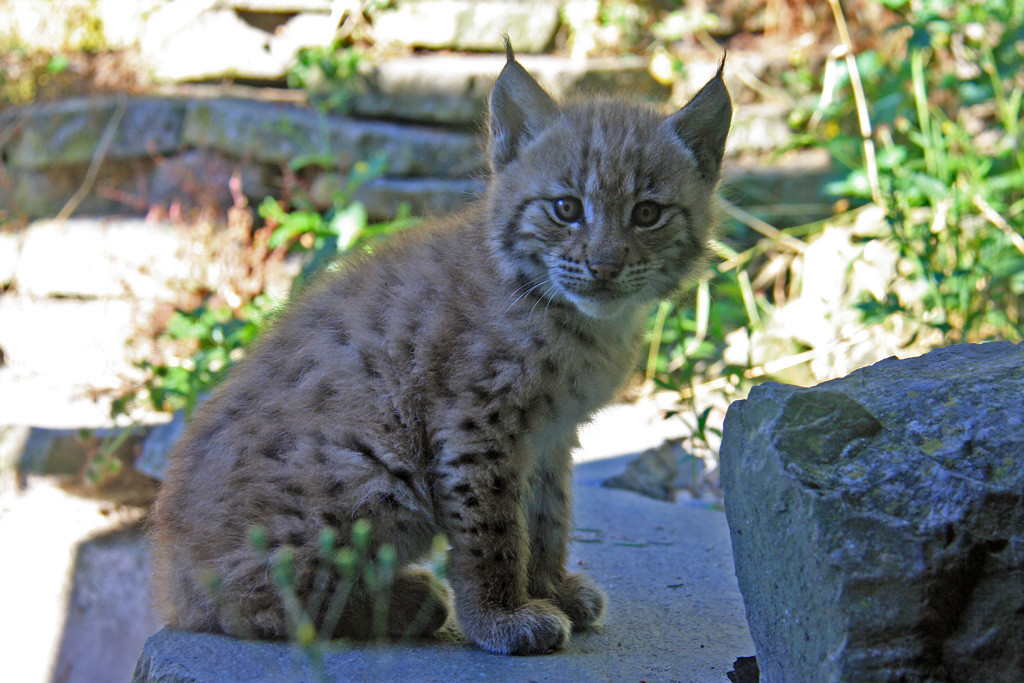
[487,45,732,319]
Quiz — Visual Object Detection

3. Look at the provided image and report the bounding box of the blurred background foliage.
[5,0,1019,441]
[636,0,1023,430]
[133,0,1024,431]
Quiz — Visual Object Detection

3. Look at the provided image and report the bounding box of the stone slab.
[1,97,185,170]
[140,3,337,83]
[12,217,189,299]
[352,54,672,126]
[372,0,560,53]
[181,98,485,176]
[133,476,753,681]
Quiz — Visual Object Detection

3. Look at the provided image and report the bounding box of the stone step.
[132,474,753,681]
[10,217,189,299]
[0,476,159,683]
[372,0,561,54]
[0,89,820,223]
[0,95,484,176]
[140,0,565,83]
[350,53,670,126]
[0,297,144,426]
[1,425,159,506]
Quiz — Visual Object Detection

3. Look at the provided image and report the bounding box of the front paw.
[461,599,571,655]
[550,572,606,630]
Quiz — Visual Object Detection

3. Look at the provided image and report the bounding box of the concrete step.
[133,475,753,682]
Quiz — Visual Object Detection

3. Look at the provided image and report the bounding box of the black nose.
[586,260,621,281]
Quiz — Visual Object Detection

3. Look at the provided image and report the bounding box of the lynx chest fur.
[152,44,732,656]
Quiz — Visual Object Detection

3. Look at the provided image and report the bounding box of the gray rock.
[372,0,560,53]
[182,98,485,177]
[352,54,671,126]
[720,341,1024,682]
[1,97,185,170]
[137,412,187,481]
[602,441,678,501]
[601,439,704,502]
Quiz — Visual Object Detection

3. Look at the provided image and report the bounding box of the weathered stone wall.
[0,0,835,225]
[0,51,686,221]
[0,79,826,223]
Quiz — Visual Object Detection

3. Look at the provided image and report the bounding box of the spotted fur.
[152,46,731,655]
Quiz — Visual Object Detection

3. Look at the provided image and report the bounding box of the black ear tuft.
[665,55,733,182]
[488,43,559,171]
[502,34,514,64]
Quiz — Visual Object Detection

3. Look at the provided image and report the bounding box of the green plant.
[808,0,1024,342]
[77,425,140,484]
[0,42,69,105]
[287,41,366,113]
[259,155,417,293]
[118,156,416,419]
[645,266,761,395]
[239,520,448,679]
[641,224,793,440]
[135,294,274,415]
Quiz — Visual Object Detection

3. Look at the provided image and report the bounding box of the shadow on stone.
[52,522,163,683]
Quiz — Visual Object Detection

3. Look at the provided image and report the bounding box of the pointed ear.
[488,38,559,171]
[664,55,732,181]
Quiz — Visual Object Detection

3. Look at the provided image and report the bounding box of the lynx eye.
[551,196,583,224]
[631,201,663,229]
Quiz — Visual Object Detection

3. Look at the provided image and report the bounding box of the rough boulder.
[720,341,1023,682]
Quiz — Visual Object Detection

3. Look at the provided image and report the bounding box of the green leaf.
[908,172,953,203]
[268,211,323,248]
[288,152,334,173]
[45,54,70,74]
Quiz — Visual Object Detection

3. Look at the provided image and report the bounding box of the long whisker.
[506,275,545,302]
[542,284,558,317]
[530,282,558,318]
[504,275,548,313]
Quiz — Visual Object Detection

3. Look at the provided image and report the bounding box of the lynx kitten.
[152,44,731,655]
